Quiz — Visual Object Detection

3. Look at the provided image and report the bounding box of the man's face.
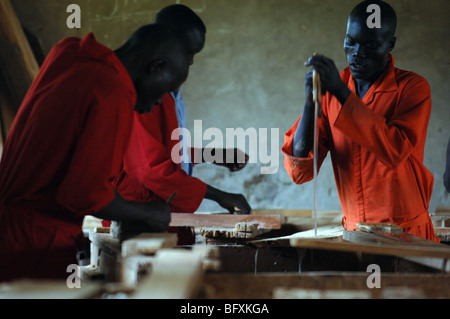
[344,18,395,82]
[184,28,205,65]
[134,51,189,113]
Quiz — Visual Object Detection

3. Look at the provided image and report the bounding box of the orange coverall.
[282,55,438,242]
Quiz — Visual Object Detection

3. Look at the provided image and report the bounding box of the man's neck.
[354,78,372,99]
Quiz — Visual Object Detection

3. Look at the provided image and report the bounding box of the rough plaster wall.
[11,0,450,214]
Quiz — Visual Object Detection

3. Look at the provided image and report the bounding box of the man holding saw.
[282,0,438,242]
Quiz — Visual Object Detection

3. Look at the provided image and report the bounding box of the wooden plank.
[132,249,203,299]
[435,207,450,214]
[121,233,178,257]
[0,0,39,81]
[199,227,269,239]
[83,214,282,231]
[0,280,103,299]
[170,213,281,229]
[199,273,450,299]
[250,208,312,218]
[289,234,450,259]
[435,227,450,242]
[274,288,373,299]
[250,224,343,247]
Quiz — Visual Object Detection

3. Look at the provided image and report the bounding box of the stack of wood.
[431,207,450,243]
[200,221,266,239]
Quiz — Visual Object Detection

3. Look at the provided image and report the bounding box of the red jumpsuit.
[113,93,208,244]
[0,33,136,281]
[283,55,438,242]
[114,93,207,212]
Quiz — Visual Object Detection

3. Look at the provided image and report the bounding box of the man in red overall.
[0,25,191,281]
[113,5,251,244]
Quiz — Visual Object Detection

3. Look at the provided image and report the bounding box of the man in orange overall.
[282,0,438,241]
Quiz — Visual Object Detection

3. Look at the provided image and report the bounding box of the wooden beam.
[288,232,450,259]
[250,224,343,247]
[199,273,450,299]
[132,249,203,299]
[170,213,281,229]
[250,208,312,218]
[121,233,178,257]
[0,0,39,81]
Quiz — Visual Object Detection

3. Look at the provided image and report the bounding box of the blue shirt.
[171,88,193,176]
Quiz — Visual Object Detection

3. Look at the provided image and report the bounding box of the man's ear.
[148,59,166,74]
[389,36,397,52]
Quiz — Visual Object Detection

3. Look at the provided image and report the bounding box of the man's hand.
[201,148,249,172]
[94,194,171,233]
[141,201,171,232]
[215,148,249,172]
[205,185,251,214]
[305,54,351,105]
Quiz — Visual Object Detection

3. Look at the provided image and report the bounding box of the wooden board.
[288,232,450,259]
[199,227,268,239]
[250,209,311,218]
[0,0,39,81]
[0,280,102,299]
[132,249,203,299]
[435,227,450,242]
[83,213,282,231]
[250,224,343,247]
[199,273,450,299]
[121,233,178,257]
[170,213,281,229]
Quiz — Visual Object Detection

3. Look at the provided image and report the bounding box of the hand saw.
[356,222,413,242]
[312,61,322,237]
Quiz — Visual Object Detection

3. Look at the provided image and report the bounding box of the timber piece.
[356,222,403,235]
[199,227,267,239]
[122,255,155,287]
[132,249,203,299]
[0,0,39,81]
[87,230,122,282]
[82,215,104,230]
[121,233,178,257]
[235,221,259,232]
[250,208,311,218]
[0,280,103,299]
[432,207,450,228]
[400,255,450,273]
[435,227,450,242]
[274,288,373,299]
[274,286,428,299]
[288,232,450,259]
[250,224,343,247]
[199,273,450,299]
[170,213,281,230]
[435,207,450,214]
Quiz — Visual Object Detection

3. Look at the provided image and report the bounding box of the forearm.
[191,147,214,164]
[293,100,315,158]
[204,184,221,201]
